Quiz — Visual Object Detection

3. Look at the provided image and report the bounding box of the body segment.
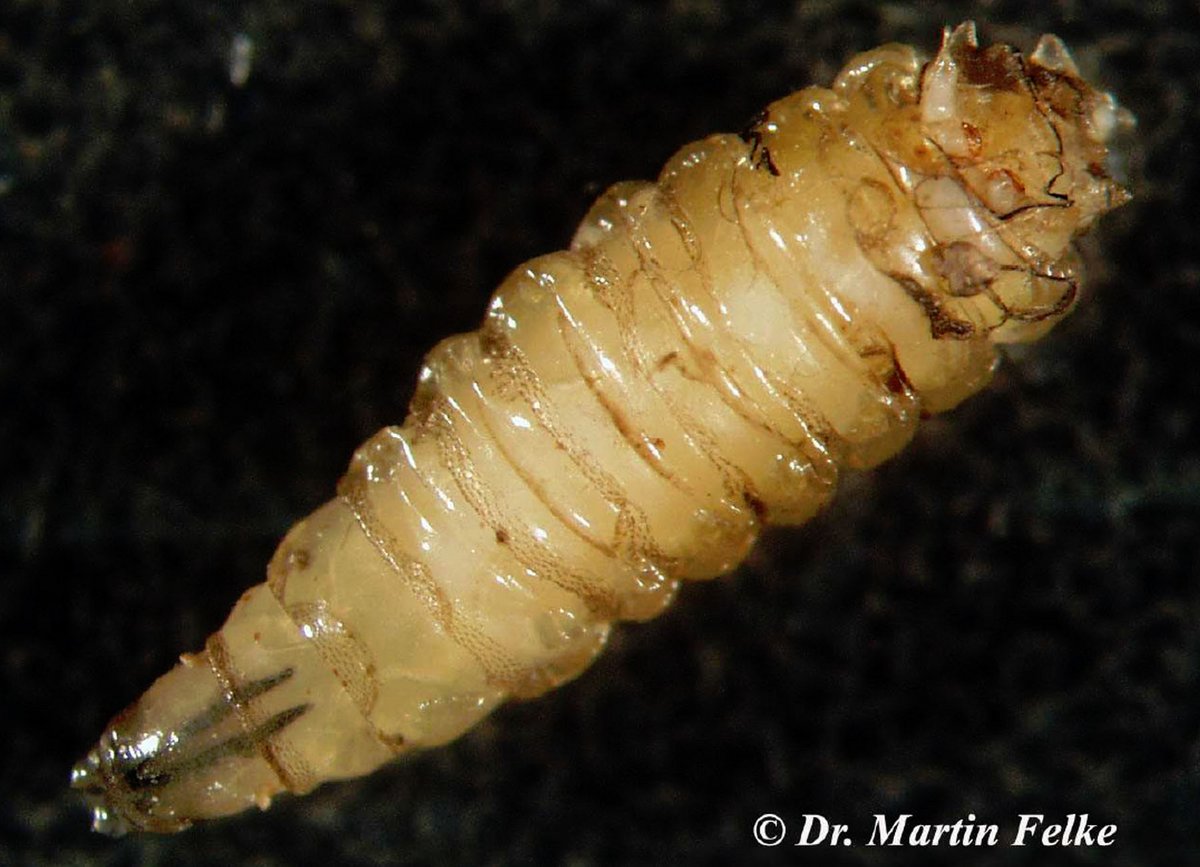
[72,24,1129,834]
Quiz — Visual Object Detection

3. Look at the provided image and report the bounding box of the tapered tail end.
[70,650,301,834]
[71,739,147,837]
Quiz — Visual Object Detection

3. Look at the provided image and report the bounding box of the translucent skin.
[72,23,1130,834]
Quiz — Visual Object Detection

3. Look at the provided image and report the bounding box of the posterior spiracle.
[72,22,1131,835]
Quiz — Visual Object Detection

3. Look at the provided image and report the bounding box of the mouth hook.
[70,745,132,837]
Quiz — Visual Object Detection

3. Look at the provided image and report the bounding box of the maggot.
[72,22,1131,834]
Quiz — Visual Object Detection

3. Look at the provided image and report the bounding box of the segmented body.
[72,23,1129,834]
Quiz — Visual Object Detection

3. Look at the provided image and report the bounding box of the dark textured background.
[1,1,1193,865]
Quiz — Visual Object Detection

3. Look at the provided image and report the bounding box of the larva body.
[73,23,1129,834]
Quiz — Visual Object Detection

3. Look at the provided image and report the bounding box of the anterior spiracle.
[72,22,1131,835]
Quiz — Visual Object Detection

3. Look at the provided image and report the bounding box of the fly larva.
[72,22,1131,834]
